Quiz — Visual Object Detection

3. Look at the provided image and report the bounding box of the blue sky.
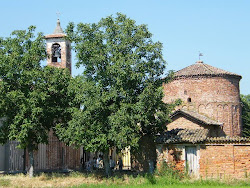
[0,0,249,94]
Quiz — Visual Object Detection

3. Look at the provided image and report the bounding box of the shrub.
[155,160,186,185]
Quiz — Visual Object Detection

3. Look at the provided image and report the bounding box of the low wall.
[199,144,250,179]
[156,143,250,179]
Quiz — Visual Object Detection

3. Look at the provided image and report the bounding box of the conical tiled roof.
[54,19,64,34]
[174,61,241,79]
[45,19,66,39]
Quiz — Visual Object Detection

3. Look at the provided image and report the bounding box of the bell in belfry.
[54,50,61,58]
[51,43,61,62]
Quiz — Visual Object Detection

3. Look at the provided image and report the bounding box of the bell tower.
[45,19,71,74]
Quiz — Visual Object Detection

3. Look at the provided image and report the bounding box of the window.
[51,43,61,62]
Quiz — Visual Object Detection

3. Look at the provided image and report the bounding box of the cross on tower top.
[56,12,61,19]
[199,51,203,60]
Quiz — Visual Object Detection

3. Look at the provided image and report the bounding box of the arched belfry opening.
[51,43,61,63]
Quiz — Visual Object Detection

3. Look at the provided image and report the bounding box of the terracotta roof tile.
[45,33,66,39]
[157,128,209,144]
[157,128,250,144]
[206,136,250,143]
[174,61,241,79]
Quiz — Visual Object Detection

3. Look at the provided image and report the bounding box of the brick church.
[157,60,250,178]
[0,20,249,177]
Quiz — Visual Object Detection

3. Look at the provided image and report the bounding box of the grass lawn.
[76,185,249,188]
[75,177,250,188]
[0,172,249,188]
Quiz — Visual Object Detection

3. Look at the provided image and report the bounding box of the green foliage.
[0,26,74,151]
[155,161,184,184]
[145,173,157,185]
[241,94,250,137]
[57,13,175,156]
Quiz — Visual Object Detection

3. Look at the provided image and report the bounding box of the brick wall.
[167,116,204,130]
[156,144,185,173]
[157,143,250,179]
[44,131,81,170]
[26,131,81,171]
[163,76,242,136]
[199,144,250,179]
[167,115,222,137]
[46,37,72,74]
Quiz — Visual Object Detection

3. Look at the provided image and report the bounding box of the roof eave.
[174,74,242,80]
[170,110,222,126]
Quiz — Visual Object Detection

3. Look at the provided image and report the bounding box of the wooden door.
[185,146,198,176]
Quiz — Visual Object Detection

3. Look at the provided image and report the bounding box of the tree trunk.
[148,159,154,174]
[28,149,34,177]
[145,134,156,174]
[133,134,156,173]
[23,148,26,172]
[103,150,111,177]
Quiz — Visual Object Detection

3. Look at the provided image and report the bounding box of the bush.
[156,161,184,178]
[155,160,186,185]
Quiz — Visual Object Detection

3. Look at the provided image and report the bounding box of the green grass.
[0,179,10,187]
[71,170,250,188]
[74,179,250,188]
[0,170,249,188]
[70,173,250,188]
[75,184,250,188]
[76,186,248,188]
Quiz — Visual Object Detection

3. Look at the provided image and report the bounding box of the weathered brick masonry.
[27,19,80,172]
[45,20,72,74]
[40,19,79,171]
[25,131,81,171]
[157,142,250,179]
[157,61,249,179]
[199,143,250,179]
[163,72,242,137]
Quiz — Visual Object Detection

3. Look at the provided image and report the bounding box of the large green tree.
[241,94,250,137]
[0,26,74,177]
[56,13,177,175]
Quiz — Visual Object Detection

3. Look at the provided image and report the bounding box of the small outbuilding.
[156,128,250,178]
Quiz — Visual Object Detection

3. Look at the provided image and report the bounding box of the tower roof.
[54,19,64,34]
[45,19,66,39]
[174,61,241,79]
